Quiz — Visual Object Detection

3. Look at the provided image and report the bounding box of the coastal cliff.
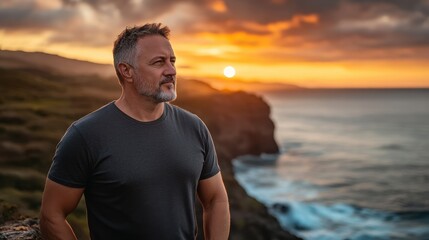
[0,67,299,239]
[175,81,299,240]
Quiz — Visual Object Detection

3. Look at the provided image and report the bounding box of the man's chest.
[89,129,205,190]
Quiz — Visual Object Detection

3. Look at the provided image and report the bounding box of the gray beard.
[135,81,177,103]
[152,88,177,103]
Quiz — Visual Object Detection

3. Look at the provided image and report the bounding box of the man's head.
[113,23,170,83]
[113,23,177,103]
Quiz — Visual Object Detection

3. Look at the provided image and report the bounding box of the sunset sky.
[1,0,429,88]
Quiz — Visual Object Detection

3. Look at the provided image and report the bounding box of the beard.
[134,75,177,103]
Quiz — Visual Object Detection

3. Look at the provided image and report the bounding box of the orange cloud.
[2,0,429,88]
[191,14,319,49]
[234,14,319,34]
[195,31,271,47]
[210,0,227,13]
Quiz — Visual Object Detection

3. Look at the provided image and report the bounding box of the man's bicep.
[41,178,84,217]
[197,172,228,207]
[49,125,92,188]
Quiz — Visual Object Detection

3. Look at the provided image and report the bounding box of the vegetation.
[0,67,296,240]
[0,68,120,238]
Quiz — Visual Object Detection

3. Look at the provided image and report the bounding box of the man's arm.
[39,179,84,240]
[197,172,230,240]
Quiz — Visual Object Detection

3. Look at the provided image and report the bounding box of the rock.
[273,203,291,214]
[0,218,41,240]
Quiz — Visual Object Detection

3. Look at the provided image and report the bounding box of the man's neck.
[114,94,165,122]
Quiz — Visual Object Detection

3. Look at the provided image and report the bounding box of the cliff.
[0,68,299,239]
[175,82,298,240]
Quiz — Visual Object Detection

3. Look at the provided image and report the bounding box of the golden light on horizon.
[2,2,429,89]
[3,29,428,89]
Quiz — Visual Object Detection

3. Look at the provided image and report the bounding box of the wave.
[233,155,429,240]
[269,201,429,240]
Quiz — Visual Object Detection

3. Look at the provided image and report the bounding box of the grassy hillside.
[0,50,114,78]
[0,68,120,237]
[0,66,298,239]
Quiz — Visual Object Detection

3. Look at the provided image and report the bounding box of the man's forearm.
[39,215,77,240]
[202,201,230,240]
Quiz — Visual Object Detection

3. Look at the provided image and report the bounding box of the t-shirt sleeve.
[48,125,91,188]
[199,122,220,180]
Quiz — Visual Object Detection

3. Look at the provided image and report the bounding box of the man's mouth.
[160,77,175,86]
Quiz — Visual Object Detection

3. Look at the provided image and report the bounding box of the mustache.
[160,76,175,85]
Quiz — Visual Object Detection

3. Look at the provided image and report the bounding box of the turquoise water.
[233,89,429,240]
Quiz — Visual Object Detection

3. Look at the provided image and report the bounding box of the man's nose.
[164,62,176,76]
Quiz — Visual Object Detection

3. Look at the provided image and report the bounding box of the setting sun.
[223,66,236,78]
[1,0,428,89]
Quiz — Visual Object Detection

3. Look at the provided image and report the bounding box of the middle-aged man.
[39,23,230,239]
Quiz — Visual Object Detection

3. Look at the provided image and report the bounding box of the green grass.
[0,68,120,236]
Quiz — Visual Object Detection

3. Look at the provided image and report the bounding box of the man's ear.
[118,63,133,83]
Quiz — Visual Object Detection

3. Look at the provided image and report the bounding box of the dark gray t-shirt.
[48,102,219,239]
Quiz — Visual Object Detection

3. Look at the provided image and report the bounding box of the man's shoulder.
[167,103,212,132]
[167,103,203,125]
[73,102,116,130]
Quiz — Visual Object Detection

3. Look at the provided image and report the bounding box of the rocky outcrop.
[176,90,279,157]
[175,86,300,240]
[0,218,41,240]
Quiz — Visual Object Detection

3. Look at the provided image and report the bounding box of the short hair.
[113,23,170,82]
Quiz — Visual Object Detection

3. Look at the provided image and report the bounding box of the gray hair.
[113,23,170,82]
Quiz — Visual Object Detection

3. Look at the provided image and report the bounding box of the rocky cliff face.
[176,89,279,158]
[175,85,300,240]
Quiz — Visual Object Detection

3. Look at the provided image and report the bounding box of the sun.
[223,66,236,78]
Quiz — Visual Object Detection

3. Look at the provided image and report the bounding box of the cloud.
[0,0,76,30]
[0,0,428,61]
[216,0,429,61]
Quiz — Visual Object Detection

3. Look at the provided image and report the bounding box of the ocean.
[233,89,429,240]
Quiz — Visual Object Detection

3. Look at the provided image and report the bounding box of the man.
[40,23,230,240]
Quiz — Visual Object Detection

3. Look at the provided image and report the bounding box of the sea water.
[233,89,429,240]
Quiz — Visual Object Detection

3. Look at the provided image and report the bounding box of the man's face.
[132,35,177,103]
